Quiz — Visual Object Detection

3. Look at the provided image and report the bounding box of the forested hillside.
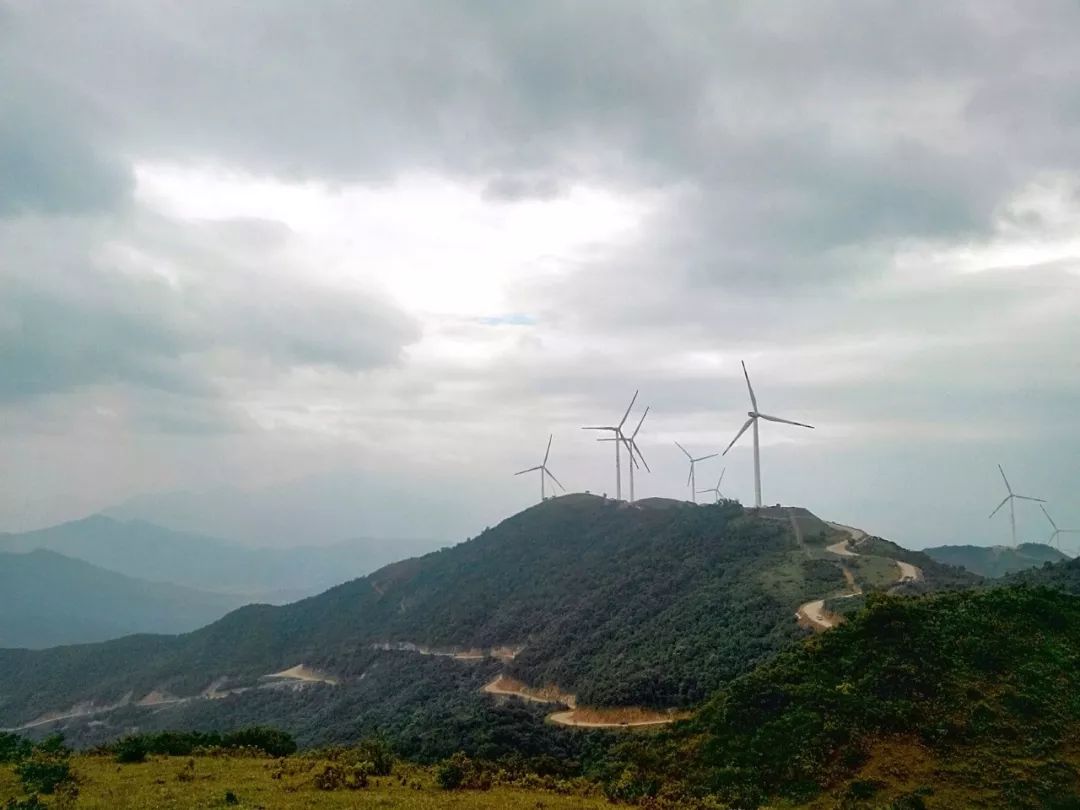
[0,496,844,745]
[0,550,245,648]
[606,587,1080,808]
[1004,555,1080,592]
[924,542,1069,578]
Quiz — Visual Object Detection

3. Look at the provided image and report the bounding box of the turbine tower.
[676,442,717,504]
[1039,505,1078,551]
[583,390,638,501]
[988,465,1044,547]
[598,406,651,503]
[513,434,565,504]
[697,468,726,504]
[722,361,814,508]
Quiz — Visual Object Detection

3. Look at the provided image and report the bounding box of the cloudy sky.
[2,1,1079,552]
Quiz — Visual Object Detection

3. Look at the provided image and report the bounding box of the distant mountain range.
[922,541,1069,578]
[0,515,427,604]
[0,549,245,649]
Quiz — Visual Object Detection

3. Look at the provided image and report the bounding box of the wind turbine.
[583,391,638,501]
[1039,505,1078,551]
[988,465,1044,547]
[697,468,726,504]
[599,406,651,503]
[513,434,565,503]
[722,361,814,508]
[675,442,717,504]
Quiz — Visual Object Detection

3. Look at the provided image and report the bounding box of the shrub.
[113,735,149,764]
[221,727,297,757]
[313,762,371,790]
[16,751,73,795]
[436,752,490,791]
[0,733,32,764]
[356,735,395,776]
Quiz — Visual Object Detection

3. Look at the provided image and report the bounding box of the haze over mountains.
[0,515,426,604]
[0,550,245,649]
[923,542,1069,578]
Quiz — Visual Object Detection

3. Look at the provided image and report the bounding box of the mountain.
[0,496,859,746]
[0,550,246,648]
[0,515,428,603]
[923,541,1070,578]
[608,586,1080,808]
[1003,554,1080,592]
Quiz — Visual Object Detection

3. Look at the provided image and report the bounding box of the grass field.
[0,754,611,809]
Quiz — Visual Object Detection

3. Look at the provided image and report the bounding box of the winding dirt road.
[797,519,922,631]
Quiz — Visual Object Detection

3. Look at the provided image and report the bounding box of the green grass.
[0,754,611,809]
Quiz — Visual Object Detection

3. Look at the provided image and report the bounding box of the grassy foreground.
[0,754,610,809]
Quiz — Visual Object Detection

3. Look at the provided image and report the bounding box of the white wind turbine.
[988,465,1044,548]
[1039,505,1079,551]
[599,407,651,503]
[675,442,717,504]
[583,391,638,501]
[697,468,726,504]
[722,361,814,509]
[514,434,565,504]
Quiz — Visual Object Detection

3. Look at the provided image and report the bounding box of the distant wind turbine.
[697,468,726,504]
[599,406,651,503]
[514,434,565,504]
[583,391,638,501]
[722,361,814,508]
[1039,505,1079,551]
[676,442,717,504]
[988,465,1045,547]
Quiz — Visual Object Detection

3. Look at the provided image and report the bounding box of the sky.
[2,1,1079,552]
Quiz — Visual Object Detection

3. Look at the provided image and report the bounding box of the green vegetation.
[1005,555,1080,593]
[603,586,1080,808]
[924,542,1069,578]
[0,497,847,748]
[0,750,612,809]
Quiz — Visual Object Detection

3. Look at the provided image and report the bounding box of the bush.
[113,735,149,764]
[0,733,31,764]
[221,727,297,757]
[16,751,73,795]
[356,735,395,776]
[313,762,371,790]
[436,752,490,791]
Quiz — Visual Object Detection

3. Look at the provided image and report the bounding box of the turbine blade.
[1040,504,1058,530]
[544,467,566,491]
[998,464,1012,494]
[988,495,1010,518]
[718,468,726,487]
[696,489,713,494]
[686,465,693,487]
[674,440,692,459]
[722,418,755,455]
[514,466,542,476]
[693,453,719,462]
[1013,495,1046,503]
[756,412,814,429]
[742,360,758,410]
[582,426,616,431]
[543,434,552,465]
[618,390,639,430]
[631,406,649,439]
[631,440,651,473]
